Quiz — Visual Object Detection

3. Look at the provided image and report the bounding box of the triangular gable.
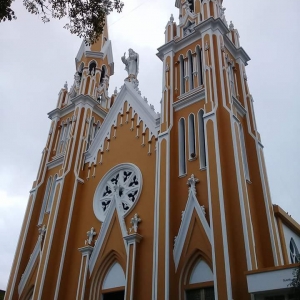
[89,198,128,274]
[173,189,211,270]
[85,81,159,164]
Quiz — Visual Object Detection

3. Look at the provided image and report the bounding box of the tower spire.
[68,17,114,110]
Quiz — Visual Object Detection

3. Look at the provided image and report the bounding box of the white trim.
[18,238,41,296]
[173,87,205,111]
[92,163,143,222]
[152,138,162,300]
[85,81,158,163]
[48,94,107,121]
[174,189,211,270]
[6,190,37,300]
[46,155,64,170]
[89,199,128,274]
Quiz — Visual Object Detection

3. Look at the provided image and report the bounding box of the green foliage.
[0,0,124,44]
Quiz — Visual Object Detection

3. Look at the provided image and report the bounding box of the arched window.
[187,0,194,12]
[228,62,236,97]
[179,118,187,175]
[196,46,204,86]
[46,174,57,212]
[89,61,97,76]
[188,114,196,159]
[290,238,300,264]
[87,117,95,150]
[100,65,107,84]
[198,110,207,169]
[57,123,66,154]
[38,176,53,225]
[78,62,84,80]
[179,55,185,94]
[188,51,194,90]
[238,124,250,181]
[185,259,214,300]
[101,262,125,299]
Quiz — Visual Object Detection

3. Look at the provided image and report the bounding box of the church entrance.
[103,290,125,300]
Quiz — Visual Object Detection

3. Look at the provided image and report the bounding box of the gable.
[85,81,159,165]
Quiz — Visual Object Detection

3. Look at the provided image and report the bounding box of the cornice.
[46,154,64,170]
[173,87,205,111]
[273,205,300,235]
[48,94,107,120]
[157,18,229,60]
[224,35,250,65]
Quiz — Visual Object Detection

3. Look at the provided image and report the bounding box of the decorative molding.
[124,233,143,245]
[93,163,143,222]
[46,155,64,170]
[18,239,41,296]
[89,199,128,274]
[173,87,205,111]
[48,94,107,121]
[85,81,158,163]
[173,187,211,270]
[232,95,247,116]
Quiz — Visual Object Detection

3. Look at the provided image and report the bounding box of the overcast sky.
[0,0,299,291]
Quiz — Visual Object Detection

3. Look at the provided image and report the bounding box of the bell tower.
[156,0,282,299]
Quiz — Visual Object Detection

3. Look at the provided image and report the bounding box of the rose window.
[93,164,142,222]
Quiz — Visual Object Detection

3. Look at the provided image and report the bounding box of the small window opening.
[179,118,187,175]
[89,61,96,76]
[198,110,206,169]
[188,114,196,159]
[103,291,125,300]
[179,56,185,94]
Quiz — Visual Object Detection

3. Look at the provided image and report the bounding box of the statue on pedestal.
[121,49,139,79]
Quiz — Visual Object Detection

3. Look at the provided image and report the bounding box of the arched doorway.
[184,259,215,300]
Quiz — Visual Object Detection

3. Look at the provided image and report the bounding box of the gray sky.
[0,0,299,291]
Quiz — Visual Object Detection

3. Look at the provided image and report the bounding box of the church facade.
[4,0,300,299]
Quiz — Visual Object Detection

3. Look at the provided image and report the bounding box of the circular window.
[93,164,142,222]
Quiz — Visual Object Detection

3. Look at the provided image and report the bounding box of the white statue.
[130,213,141,233]
[121,49,139,78]
[85,227,97,245]
[74,72,81,89]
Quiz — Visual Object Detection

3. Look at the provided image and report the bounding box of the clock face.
[93,164,142,222]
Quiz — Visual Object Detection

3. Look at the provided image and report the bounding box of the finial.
[187,174,199,194]
[114,87,118,94]
[150,104,155,111]
[85,227,97,246]
[170,14,174,23]
[129,213,141,233]
[64,81,68,90]
[229,21,234,31]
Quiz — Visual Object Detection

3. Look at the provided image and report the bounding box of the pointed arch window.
[100,65,107,84]
[179,118,187,175]
[228,62,236,97]
[101,262,125,299]
[198,110,207,169]
[184,259,214,300]
[188,51,194,90]
[38,176,53,225]
[179,55,185,95]
[238,124,250,181]
[89,61,97,76]
[46,174,58,213]
[196,46,204,86]
[188,114,196,159]
[87,117,95,150]
[290,238,300,264]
